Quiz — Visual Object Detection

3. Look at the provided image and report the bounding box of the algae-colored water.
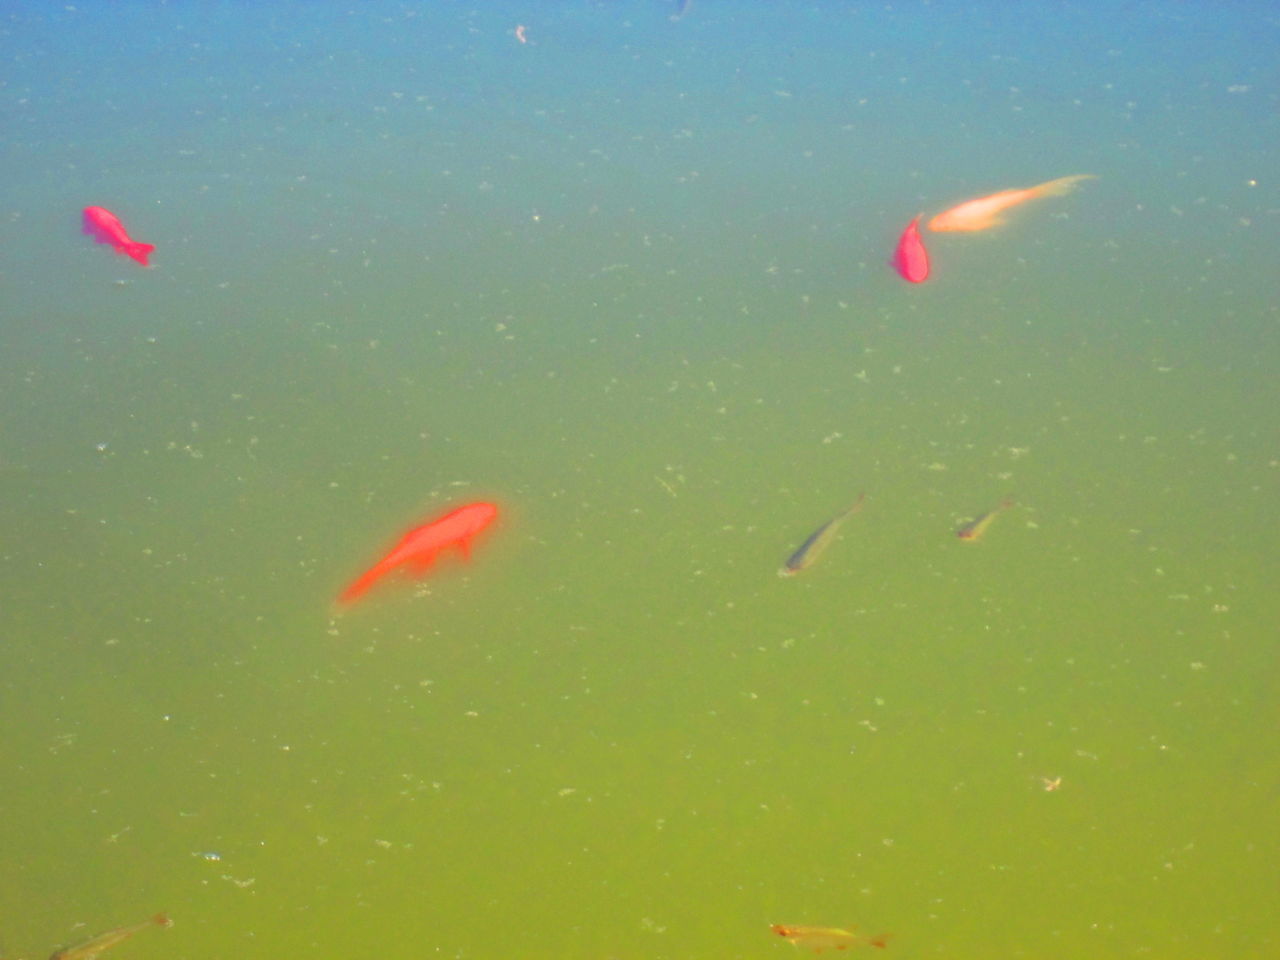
[2,3,1276,958]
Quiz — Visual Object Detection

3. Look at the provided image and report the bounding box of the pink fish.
[82,206,155,265]
[892,215,929,283]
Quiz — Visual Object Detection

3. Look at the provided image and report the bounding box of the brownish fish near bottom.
[49,913,171,960]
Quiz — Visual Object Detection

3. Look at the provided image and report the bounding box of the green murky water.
[1,3,1276,958]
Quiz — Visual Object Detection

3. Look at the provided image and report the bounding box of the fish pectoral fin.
[407,553,438,575]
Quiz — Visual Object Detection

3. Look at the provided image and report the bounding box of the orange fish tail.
[1029,174,1097,199]
[152,913,172,928]
[339,559,397,604]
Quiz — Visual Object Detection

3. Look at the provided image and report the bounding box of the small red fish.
[339,501,498,605]
[892,215,929,283]
[82,206,155,266]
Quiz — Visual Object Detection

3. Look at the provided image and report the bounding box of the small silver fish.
[779,492,867,576]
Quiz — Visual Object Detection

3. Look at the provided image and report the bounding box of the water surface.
[1,3,1276,958]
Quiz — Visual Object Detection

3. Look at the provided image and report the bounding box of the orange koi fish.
[339,501,498,604]
[956,495,1015,542]
[49,913,171,960]
[927,174,1096,232]
[771,924,889,953]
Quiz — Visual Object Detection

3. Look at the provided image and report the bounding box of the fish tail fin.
[124,242,155,266]
[1033,174,1097,198]
[152,913,173,928]
[338,574,376,605]
[338,560,394,605]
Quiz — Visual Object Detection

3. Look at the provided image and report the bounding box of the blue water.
[2,3,1277,958]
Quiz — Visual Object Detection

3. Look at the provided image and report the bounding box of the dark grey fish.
[779,492,867,577]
